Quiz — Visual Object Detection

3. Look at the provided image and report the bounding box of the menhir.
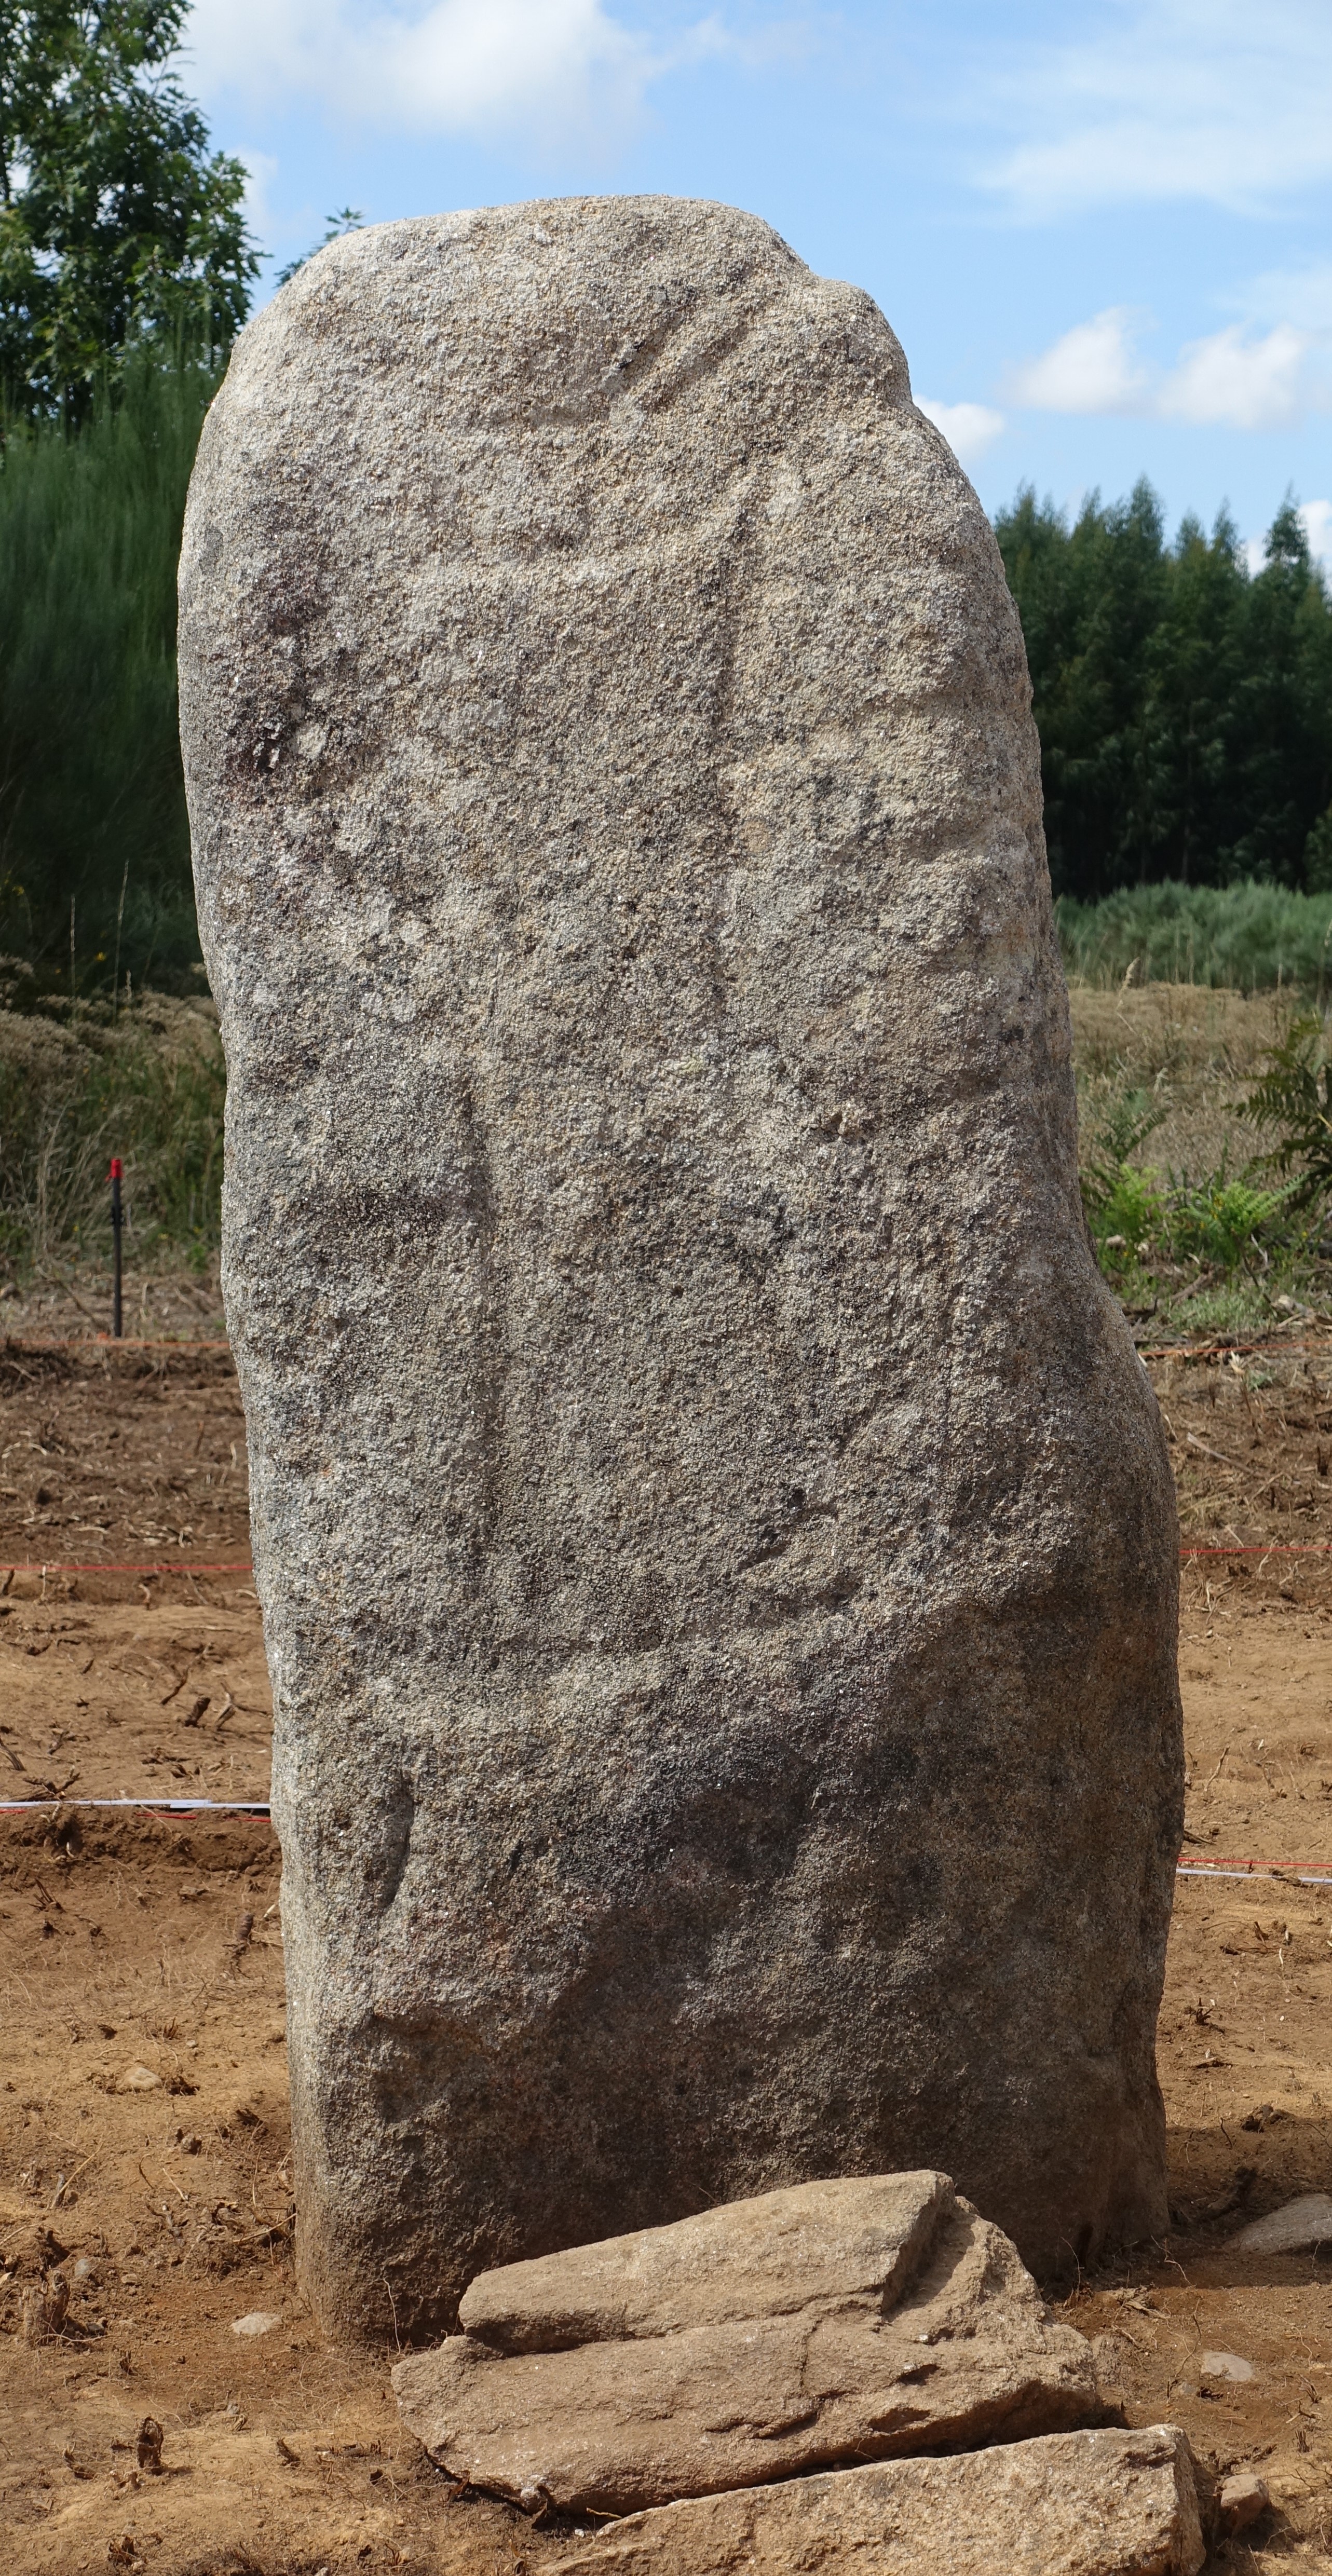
[178,193,1181,2341]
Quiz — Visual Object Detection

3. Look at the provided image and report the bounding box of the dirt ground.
[6,1320,1332,2573]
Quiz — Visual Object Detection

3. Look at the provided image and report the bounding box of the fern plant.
[1080,1085,1170,1264]
[1242,1015,1332,1205]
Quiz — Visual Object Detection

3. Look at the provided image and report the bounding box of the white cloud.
[1010,307,1329,432]
[1007,307,1148,414]
[186,0,667,142]
[1231,265,1332,343]
[1158,324,1313,431]
[1300,500,1332,571]
[1244,505,1332,577]
[1236,263,1332,334]
[917,398,1005,463]
[984,0,1332,217]
[237,147,282,244]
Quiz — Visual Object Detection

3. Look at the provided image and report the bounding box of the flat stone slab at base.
[393,2174,1103,2515]
[1230,2192,1332,2255]
[561,2427,1206,2576]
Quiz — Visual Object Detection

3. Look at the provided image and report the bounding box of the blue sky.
[184,0,1331,566]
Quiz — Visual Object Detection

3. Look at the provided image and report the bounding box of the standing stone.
[178,194,1181,2343]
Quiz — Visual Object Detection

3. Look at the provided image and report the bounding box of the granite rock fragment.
[1217,2472,1269,2533]
[392,2174,1105,2513]
[558,2426,1207,2576]
[1230,2193,1332,2256]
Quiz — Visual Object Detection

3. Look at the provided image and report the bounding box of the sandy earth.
[5,1324,1332,2572]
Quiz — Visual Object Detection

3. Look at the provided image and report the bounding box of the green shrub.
[1058,879,1332,994]
[1088,1164,1166,1267]
[1081,1079,1301,1290]
[1168,1174,1294,1269]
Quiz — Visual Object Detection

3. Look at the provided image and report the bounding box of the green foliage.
[0,993,224,1273]
[0,351,216,988]
[1086,1162,1165,1266]
[1241,1013,1332,1205]
[0,8,255,987]
[996,483,1332,899]
[1307,806,1332,893]
[1086,1153,1294,1285]
[1170,1174,1294,1269]
[1083,1082,1168,1174]
[0,0,258,420]
[1081,1087,1165,1263]
[1081,1083,1295,1289]
[1058,879,1332,993]
[275,205,364,289]
[1079,1085,1163,1247]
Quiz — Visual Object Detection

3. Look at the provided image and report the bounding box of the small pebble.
[1218,2473,1269,2532]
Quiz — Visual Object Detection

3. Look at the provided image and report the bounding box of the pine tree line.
[0,355,216,995]
[6,425,1332,994]
[996,482,1332,904]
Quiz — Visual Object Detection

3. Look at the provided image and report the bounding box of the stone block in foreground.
[560,2427,1206,2576]
[179,192,1182,2340]
[393,2174,1104,2514]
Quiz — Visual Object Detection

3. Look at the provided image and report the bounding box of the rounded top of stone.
[214,192,910,435]
[274,192,807,298]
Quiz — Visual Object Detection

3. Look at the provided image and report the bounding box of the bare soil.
[1,1339,266,1809]
[5,1326,1332,2572]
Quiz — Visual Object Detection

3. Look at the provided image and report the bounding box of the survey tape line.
[0,1560,252,1575]
[1178,1852,1332,1873]
[8,1329,1332,1364]
[1177,1864,1332,1885]
[1180,1543,1332,1556]
[1143,1353,1331,1371]
[1,1338,233,1353]
[0,1798,271,1816]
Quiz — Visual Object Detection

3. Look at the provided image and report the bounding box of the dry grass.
[0,995,224,1282]
[1069,981,1298,1182]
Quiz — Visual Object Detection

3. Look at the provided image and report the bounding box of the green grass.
[1057,880,1332,996]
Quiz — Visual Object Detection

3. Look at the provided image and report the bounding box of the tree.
[1228,503,1332,884]
[1137,511,1246,885]
[0,352,218,989]
[999,480,1171,897]
[0,0,258,419]
[996,481,1332,901]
